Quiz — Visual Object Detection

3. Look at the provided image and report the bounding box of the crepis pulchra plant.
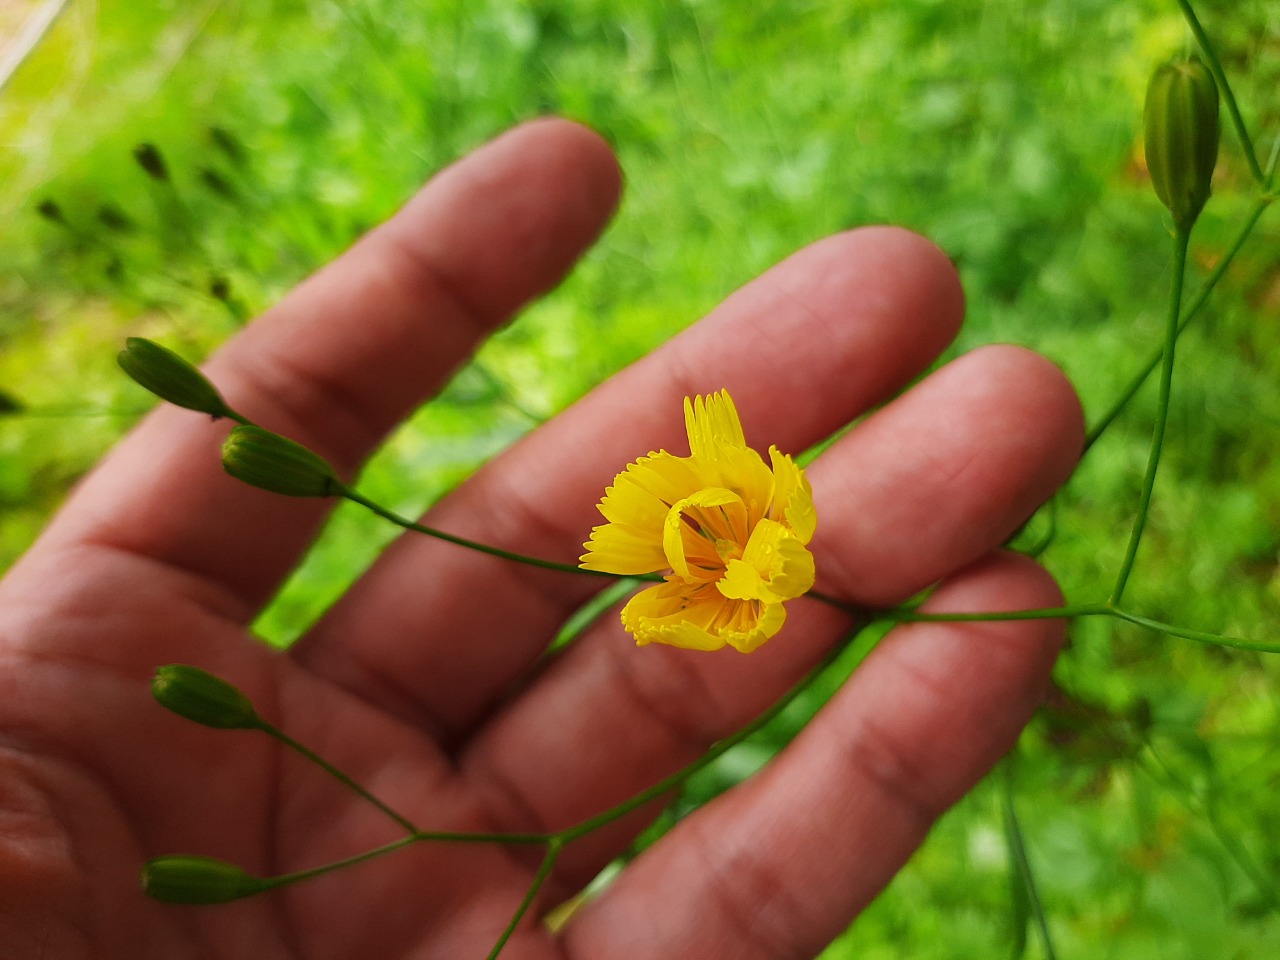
[119,20,1279,960]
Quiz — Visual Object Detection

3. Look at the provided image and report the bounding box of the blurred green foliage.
[3,0,1279,956]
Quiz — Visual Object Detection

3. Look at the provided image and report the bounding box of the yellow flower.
[581,390,816,653]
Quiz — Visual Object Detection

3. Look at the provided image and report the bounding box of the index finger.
[25,119,622,617]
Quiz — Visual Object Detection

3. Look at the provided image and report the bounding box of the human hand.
[0,118,1082,959]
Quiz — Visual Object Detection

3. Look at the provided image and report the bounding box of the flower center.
[662,487,750,581]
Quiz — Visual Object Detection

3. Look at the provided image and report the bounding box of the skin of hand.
[0,118,1083,960]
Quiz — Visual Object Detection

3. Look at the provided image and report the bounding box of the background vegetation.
[3,0,1278,956]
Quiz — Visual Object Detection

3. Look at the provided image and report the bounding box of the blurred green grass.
[3,0,1280,956]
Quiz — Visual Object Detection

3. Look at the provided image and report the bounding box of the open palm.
[0,119,1082,960]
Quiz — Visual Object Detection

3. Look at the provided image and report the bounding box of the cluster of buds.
[118,337,345,497]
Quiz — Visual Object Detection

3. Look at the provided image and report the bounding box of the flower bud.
[117,338,232,419]
[200,168,238,200]
[133,143,170,182]
[142,855,265,904]
[1144,56,1219,230]
[36,199,65,224]
[98,203,136,233]
[222,425,343,497]
[151,664,262,729]
[208,126,247,166]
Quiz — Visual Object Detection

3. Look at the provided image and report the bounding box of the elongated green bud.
[1144,56,1219,230]
[36,199,66,224]
[152,664,262,729]
[98,203,136,233]
[133,143,170,182]
[117,338,232,419]
[222,425,343,497]
[142,855,266,904]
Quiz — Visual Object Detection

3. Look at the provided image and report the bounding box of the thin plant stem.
[880,602,1107,625]
[485,841,562,960]
[1084,196,1270,453]
[257,834,421,892]
[1264,129,1279,187]
[340,485,657,582]
[261,722,419,834]
[1111,226,1191,605]
[560,631,859,841]
[1174,0,1265,186]
[1000,763,1058,960]
[1107,607,1280,654]
[882,601,1280,653]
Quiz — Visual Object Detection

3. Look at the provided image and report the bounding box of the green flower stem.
[881,601,1280,654]
[559,633,857,842]
[808,588,869,614]
[260,722,419,835]
[1175,0,1264,186]
[1084,196,1270,453]
[1107,606,1280,653]
[1000,762,1058,960]
[256,834,421,892]
[485,841,563,960]
[339,485,661,582]
[216,624,860,957]
[1110,226,1191,606]
[882,602,1106,625]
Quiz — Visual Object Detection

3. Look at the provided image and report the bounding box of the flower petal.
[621,581,729,651]
[684,390,747,457]
[580,521,668,574]
[722,600,787,654]
[582,452,709,574]
[620,579,788,654]
[717,518,815,603]
[662,487,746,580]
[769,446,817,544]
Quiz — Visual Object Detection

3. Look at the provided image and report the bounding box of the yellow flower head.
[581,390,817,653]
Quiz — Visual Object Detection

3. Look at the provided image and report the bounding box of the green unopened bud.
[117,338,232,419]
[36,199,65,224]
[142,855,265,904]
[222,425,343,497]
[1144,56,1219,230]
[208,126,247,166]
[152,664,262,729]
[133,143,170,181]
[200,168,238,200]
[98,203,136,233]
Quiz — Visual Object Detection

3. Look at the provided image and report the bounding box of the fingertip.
[847,225,966,325]
[803,224,965,355]
[495,116,625,226]
[390,116,623,322]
